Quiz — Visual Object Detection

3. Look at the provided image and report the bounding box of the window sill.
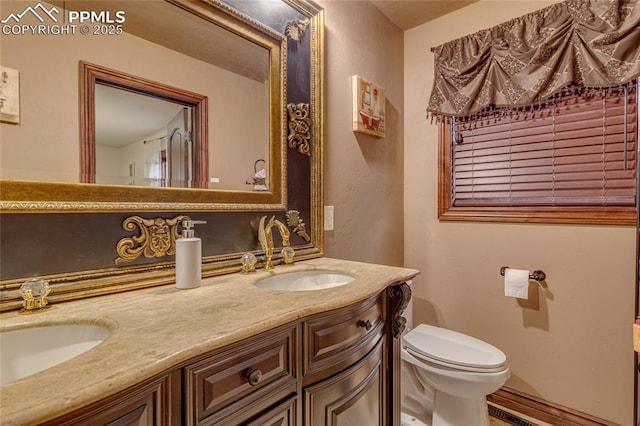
[438,205,636,226]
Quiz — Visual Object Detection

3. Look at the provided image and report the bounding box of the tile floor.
[401,402,552,426]
[402,406,548,426]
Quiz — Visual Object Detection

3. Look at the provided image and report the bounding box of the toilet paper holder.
[500,266,546,282]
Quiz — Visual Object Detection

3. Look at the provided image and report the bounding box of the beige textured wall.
[318,0,404,267]
[404,1,635,424]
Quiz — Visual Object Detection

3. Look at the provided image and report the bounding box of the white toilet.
[402,324,510,426]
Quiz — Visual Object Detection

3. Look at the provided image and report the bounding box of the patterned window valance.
[427,0,640,122]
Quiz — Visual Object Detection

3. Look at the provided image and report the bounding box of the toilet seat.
[404,347,507,373]
[403,324,507,373]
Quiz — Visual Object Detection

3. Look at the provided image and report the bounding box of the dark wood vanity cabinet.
[45,283,411,426]
[183,294,389,426]
[179,284,411,426]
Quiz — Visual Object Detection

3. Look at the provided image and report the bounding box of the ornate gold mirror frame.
[0,0,324,311]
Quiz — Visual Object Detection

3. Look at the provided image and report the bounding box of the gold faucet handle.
[19,278,51,313]
[281,247,295,265]
[241,253,258,273]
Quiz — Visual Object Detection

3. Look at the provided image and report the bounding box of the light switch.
[324,206,334,231]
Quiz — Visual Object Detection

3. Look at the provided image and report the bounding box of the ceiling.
[95,85,184,148]
[370,0,479,30]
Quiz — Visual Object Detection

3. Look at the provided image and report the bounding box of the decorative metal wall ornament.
[285,18,310,43]
[287,103,311,156]
[285,210,310,242]
[115,215,189,265]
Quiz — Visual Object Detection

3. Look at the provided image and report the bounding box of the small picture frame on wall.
[352,75,385,138]
[1,66,20,125]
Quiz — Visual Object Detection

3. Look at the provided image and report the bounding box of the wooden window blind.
[439,82,638,225]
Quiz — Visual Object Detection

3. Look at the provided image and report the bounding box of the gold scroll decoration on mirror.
[114,215,189,265]
[285,210,310,242]
[0,0,325,313]
[287,103,311,156]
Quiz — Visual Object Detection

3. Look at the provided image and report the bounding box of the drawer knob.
[246,368,263,386]
[358,319,372,331]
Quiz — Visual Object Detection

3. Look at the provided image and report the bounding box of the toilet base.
[432,391,489,426]
[400,412,429,426]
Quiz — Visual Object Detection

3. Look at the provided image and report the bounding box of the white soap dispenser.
[175,219,206,290]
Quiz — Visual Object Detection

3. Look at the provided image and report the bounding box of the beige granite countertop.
[0,257,418,425]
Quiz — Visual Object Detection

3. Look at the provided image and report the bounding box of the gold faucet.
[258,215,291,270]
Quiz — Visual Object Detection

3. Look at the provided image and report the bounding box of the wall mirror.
[1,0,286,210]
[0,0,324,310]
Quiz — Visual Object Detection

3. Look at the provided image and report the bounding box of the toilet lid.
[403,324,507,370]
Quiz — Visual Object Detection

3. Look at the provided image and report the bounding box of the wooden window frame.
[438,88,638,226]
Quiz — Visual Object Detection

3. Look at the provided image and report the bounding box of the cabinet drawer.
[184,324,298,425]
[302,295,384,384]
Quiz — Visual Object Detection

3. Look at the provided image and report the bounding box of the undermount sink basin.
[0,323,110,386]
[256,270,355,292]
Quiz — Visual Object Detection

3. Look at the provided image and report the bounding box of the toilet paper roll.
[504,268,530,299]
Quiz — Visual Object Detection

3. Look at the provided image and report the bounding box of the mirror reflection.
[94,85,197,188]
[2,0,278,195]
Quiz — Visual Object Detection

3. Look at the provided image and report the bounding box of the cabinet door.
[303,338,386,426]
[245,395,299,426]
[43,373,178,426]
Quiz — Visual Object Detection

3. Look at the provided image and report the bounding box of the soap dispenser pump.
[176,219,206,290]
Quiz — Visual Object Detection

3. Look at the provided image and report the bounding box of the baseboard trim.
[488,387,619,426]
